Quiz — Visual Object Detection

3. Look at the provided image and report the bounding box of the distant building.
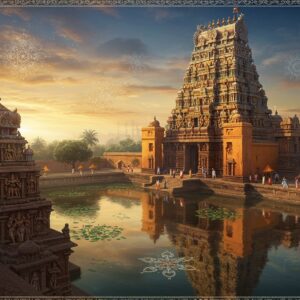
[142,12,300,180]
[0,101,76,295]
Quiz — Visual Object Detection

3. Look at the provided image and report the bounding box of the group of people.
[125,165,134,173]
[161,167,217,179]
[249,172,299,189]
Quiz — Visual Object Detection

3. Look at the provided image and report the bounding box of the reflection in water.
[44,185,300,296]
[143,191,300,296]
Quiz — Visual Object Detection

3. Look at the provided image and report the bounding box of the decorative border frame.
[0,0,299,7]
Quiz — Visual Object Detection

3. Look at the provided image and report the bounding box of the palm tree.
[81,129,99,147]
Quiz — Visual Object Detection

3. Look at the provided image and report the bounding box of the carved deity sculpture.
[48,263,60,289]
[5,174,21,198]
[4,144,15,160]
[35,210,49,233]
[27,175,36,194]
[7,216,17,244]
[7,212,31,243]
[62,223,70,239]
[30,272,40,291]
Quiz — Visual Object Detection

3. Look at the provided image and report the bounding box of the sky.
[0,6,299,143]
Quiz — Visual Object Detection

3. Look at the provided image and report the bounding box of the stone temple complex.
[0,101,76,295]
[141,11,300,180]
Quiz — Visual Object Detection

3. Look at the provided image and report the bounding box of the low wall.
[172,178,300,205]
[36,159,112,173]
[102,152,142,169]
[40,171,129,188]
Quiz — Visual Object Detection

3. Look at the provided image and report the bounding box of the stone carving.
[62,223,70,239]
[0,109,21,128]
[0,100,77,296]
[30,272,40,291]
[4,144,15,160]
[7,212,31,243]
[27,175,37,194]
[35,210,49,233]
[5,174,21,198]
[48,263,61,289]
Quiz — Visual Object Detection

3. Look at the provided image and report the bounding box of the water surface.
[43,184,300,296]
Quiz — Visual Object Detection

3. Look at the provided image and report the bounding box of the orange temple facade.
[142,12,300,180]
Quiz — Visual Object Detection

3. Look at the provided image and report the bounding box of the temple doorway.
[187,144,198,173]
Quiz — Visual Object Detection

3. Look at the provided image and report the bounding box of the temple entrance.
[186,144,198,173]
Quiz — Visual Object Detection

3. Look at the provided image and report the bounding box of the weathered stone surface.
[0,101,77,296]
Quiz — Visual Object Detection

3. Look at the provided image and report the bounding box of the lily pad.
[71,224,125,242]
[196,207,238,221]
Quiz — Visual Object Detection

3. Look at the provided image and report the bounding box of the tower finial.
[233,0,240,18]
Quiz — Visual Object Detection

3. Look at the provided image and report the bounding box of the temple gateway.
[142,12,300,181]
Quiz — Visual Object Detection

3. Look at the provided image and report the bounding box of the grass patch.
[71,224,125,242]
[196,207,238,221]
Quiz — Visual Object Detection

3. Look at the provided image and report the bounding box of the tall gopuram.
[0,101,76,295]
[153,11,300,180]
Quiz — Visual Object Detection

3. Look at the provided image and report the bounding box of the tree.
[54,140,93,169]
[31,137,47,160]
[105,138,141,152]
[92,144,106,156]
[81,129,99,147]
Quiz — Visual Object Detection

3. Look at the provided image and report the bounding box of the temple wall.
[36,159,113,173]
[251,143,279,175]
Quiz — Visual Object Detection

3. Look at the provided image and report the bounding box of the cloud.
[97,38,148,58]
[48,12,93,44]
[126,84,177,94]
[25,75,55,84]
[56,26,84,43]
[280,107,300,118]
[280,79,300,89]
[151,8,181,22]
[0,8,31,21]
[165,55,190,69]
[262,53,288,67]
[95,7,120,18]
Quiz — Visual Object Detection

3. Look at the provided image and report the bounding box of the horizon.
[0,6,299,143]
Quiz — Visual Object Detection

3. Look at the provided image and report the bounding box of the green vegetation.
[196,207,238,221]
[105,138,141,152]
[63,206,98,217]
[31,137,59,160]
[71,224,125,242]
[81,129,99,147]
[30,131,141,160]
[54,140,93,169]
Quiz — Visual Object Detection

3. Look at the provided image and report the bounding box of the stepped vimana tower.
[142,10,300,180]
[0,101,76,295]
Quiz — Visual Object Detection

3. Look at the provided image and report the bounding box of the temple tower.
[0,101,76,295]
[141,117,164,173]
[161,11,299,179]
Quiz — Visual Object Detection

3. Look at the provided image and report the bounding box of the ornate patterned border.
[0,0,299,7]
